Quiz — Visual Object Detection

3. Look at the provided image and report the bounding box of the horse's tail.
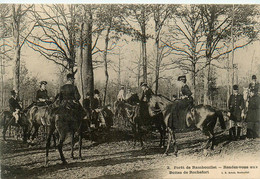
[216,110,226,130]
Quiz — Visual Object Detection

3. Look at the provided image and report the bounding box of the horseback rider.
[59,73,85,120]
[36,81,50,106]
[9,90,22,124]
[92,89,104,128]
[177,75,193,107]
[125,88,133,100]
[227,85,245,140]
[117,85,125,101]
[139,82,154,120]
[249,75,259,96]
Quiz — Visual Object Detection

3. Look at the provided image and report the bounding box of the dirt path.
[1,129,260,179]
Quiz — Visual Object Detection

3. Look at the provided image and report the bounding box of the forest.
[0,4,259,110]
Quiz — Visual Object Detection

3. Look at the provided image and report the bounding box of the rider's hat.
[252,75,257,80]
[178,75,186,81]
[40,81,47,85]
[94,89,100,94]
[140,82,147,87]
[233,85,238,90]
[10,90,16,95]
[67,73,75,80]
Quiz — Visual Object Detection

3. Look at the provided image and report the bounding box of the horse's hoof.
[174,153,178,157]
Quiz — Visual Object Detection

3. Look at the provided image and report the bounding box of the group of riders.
[8,73,109,131]
[8,72,260,140]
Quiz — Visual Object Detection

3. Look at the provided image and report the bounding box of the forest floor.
[1,126,260,179]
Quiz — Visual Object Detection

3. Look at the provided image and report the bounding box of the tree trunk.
[154,34,160,95]
[103,27,110,105]
[192,62,196,104]
[140,9,147,83]
[83,7,94,102]
[77,22,84,103]
[203,60,210,105]
[12,5,21,95]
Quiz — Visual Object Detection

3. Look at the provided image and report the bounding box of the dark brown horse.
[0,110,29,142]
[116,94,166,148]
[148,94,178,155]
[45,105,89,166]
[186,104,226,154]
[26,100,60,143]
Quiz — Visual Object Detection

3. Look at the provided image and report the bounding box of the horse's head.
[149,94,171,111]
[126,93,139,105]
[243,87,249,101]
[186,107,195,127]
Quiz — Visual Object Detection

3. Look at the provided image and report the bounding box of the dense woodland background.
[0,4,260,110]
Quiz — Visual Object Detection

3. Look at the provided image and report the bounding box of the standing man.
[92,89,103,128]
[59,73,85,120]
[36,81,50,106]
[249,75,259,96]
[9,90,22,124]
[246,89,260,138]
[228,85,245,140]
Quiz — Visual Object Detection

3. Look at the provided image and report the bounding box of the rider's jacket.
[140,88,154,102]
[9,97,22,112]
[36,89,49,101]
[59,84,80,101]
[228,93,244,122]
[92,97,101,110]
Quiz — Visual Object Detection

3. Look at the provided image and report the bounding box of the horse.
[148,94,178,155]
[186,104,226,154]
[26,100,60,144]
[0,110,29,142]
[45,103,89,166]
[116,93,166,148]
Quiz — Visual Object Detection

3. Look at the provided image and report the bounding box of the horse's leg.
[164,128,172,155]
[32,125,39,142]
[3,125,7,141]
[52,133,57,148]
[78,129,83,160]
[71,130,75,159]
[172,131,178,157]
[22,125,28,143]
[45,125,55,166]
[57,130,67,164]
[137,123,143,147]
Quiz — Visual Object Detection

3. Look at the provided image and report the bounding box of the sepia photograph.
[0,2,260,178]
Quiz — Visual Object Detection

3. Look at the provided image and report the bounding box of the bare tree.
[11,4,35,94]
[152,4,176,94]
[200,4,258,104]
[162,5,205,102]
